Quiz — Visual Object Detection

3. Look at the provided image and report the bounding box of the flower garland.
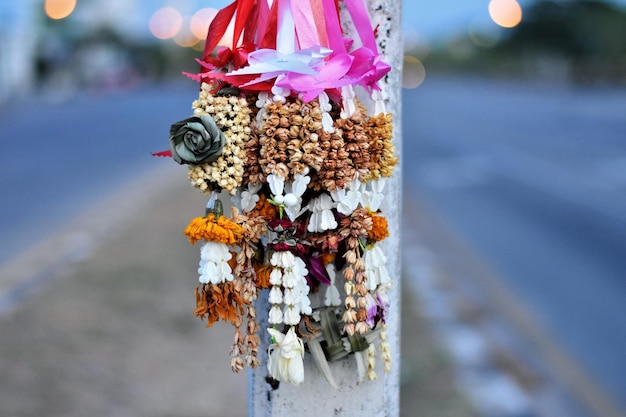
[158,0,397,387]
[187,83,252,194]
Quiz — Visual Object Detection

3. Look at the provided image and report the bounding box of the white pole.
[249,0,403,415]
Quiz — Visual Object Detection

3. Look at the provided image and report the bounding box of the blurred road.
[1,77,625,416]
[0,82,475,417]
[403,76,626,414]
[0,83,198,265]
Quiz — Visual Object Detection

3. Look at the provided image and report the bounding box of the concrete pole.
[249,1,403,415]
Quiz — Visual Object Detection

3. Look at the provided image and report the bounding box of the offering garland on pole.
[155,0,401,402]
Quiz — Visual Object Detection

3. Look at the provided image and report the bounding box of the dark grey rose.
[169,115,226,165]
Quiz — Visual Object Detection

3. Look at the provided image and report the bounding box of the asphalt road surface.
[0,82,198,265]
[402,75,626,414]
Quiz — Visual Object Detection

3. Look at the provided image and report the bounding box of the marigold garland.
[183,213,245,245]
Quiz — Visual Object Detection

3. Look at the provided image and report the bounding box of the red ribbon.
[188,0,390,95]
[151,150,172,158]
[200,0,260,72]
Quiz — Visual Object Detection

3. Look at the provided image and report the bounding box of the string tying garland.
[158,0,397,386]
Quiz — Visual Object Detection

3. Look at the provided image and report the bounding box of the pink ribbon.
[197,0,391,99]
[275,53,354,102]
[343,0,391,91]
[227,46,332,89]
[290,0,320,49]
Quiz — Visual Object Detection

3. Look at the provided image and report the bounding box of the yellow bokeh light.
[489,0,523,28]
[175,17,201,48]
[149,7,183,40]
[403,56,426,89]
[190,8,219,40]
[45,0,76,20]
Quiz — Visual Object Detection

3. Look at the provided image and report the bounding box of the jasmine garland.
[161,0,397,388]
[169,82,396,386]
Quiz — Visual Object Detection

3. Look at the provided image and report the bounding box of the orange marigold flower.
[183,213,245,245]
[250,194,278,220]
[228,254,238,271]
[368,214,389,242]
[254,264,273,289]
[319,252,336,265]
[194,282,249,328]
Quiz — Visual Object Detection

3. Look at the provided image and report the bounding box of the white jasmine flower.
[283,172,310,221]
[269,305,284,324]
[372,88,386,115]
[271,250,295,268]
[361,178,387,211]
[291,168,310,195]
[324,264,342,307]
[268,172,310,221]
[269,268,283,285]
[330,179,362,215]
[282,270,298,288]
[283,288,297,305]
[296,282,312,315]
[267,174,285,200]
[198,261,218,283]
[307,193,337,233]
[241,182,262,212]
[256,91,270,108]
[198,241,233,284]
[364,245,390,291]
[283,305,301,325]
[271,83,290,104]
[269,286,284,304]
[268,252,311,326]
[283,256,307,288]
[319,91,335,133]
[267,327,305,385]
[282,256,310,324]
[292,256,308,277]
[299,298,312,316]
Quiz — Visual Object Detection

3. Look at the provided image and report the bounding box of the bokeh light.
[149,7,183,40]
[403,56,426,89]
[190,8,219,40]
[174,16,201,48]
[404,29,431,60]
[468,21,501,47]
[44,0,77,20]
[488,0,523,28]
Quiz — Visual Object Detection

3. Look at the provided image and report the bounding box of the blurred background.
[1,1,625,417]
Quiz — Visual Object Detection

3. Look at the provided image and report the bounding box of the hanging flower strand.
[157,0,398,386]
[230,206,267,370]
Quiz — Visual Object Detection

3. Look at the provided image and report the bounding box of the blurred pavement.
[0,163,474,417]
[1,77,624,417]
[0,162,619,416]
